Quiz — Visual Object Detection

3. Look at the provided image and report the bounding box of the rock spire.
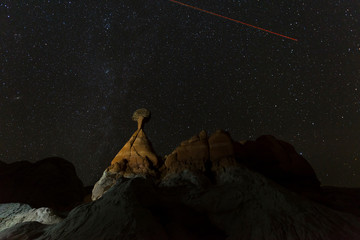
[92,108,158,200]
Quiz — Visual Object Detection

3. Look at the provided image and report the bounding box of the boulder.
[236,135,321,190]
[0,157,85,211]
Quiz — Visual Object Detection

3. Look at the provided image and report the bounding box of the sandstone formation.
[0,157,85,211]
[91,107,320,200]
[164,130,209,175]
[132,108,151,130]
[108,128,158,175]
[92,108,158,200]
[2,114,360,239]
[162,130,319,192]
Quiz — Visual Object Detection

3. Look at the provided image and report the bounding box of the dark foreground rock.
[0,157,85,211]
[236,135,321,191]
[2,166,360,240]
[301,186,360,217]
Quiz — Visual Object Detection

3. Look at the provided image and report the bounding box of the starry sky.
[1,0,359,187]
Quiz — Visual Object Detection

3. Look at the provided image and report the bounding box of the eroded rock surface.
[108,128,158,175]
[162,130,319,192]
[92,109,158,200]
[3,169,360,240]
[2,118,360,240]
[0,203,62,232]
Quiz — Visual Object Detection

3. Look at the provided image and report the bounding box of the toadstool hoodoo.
[91,108,158,200]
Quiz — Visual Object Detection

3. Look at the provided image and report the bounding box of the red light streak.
[168,0,298,42]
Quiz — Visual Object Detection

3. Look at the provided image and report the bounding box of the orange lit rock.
[208,130,238,173]
[163,130,319,191]
[108,128,158,176]
[92,108,158,200]
[164,130,209,175]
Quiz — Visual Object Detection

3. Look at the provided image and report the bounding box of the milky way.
[1,0,359,186]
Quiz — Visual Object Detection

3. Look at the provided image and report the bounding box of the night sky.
[1,0,359,187]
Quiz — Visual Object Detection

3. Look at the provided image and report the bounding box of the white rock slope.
[0,203,62,232]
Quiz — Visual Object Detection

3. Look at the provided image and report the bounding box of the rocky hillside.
[1,109,360,240]
[2,167,360,240]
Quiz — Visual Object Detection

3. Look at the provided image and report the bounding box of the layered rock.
[2,114,360,239]
[208,130,239,174]
[0,157,85,211]
[161,130,240,186]
[164,130,209,175]
[92,108,158,200]
[162,130,319,192]
[92,107,319,201]
[108,128,158,175]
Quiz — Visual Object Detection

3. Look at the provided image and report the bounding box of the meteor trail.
[168,0,298,42]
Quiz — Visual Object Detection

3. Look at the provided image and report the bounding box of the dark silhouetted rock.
[0,157,84,211]
[3,169,360,240]
[235,135,321,191]
[301,186,360,218]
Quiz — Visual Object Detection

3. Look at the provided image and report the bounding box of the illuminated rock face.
[92,109,158,201]
[108,128,158,176]
[92,128,158,200]
[93,125,321,201]
[109,108,158,176]
[162,130,319,191]
[164,130,209,175]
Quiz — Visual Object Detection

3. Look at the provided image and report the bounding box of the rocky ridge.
[1,109,360,240]
[2,167,360,240]
[92,108,320,200]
